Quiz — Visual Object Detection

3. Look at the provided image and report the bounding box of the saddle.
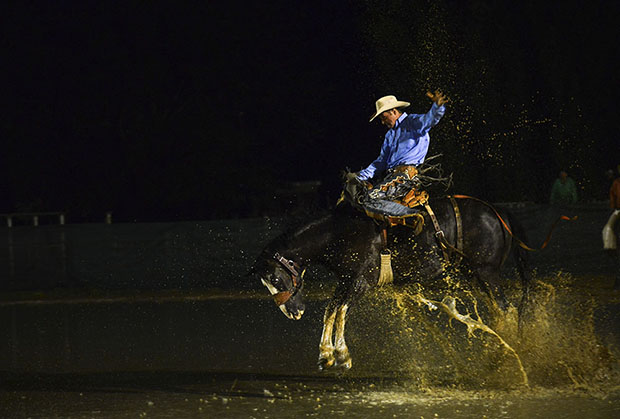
[339,167,427,233]
[339,172,465,285]
[369,165,429,208]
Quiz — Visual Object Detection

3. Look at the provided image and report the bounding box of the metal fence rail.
[0,212,66,227]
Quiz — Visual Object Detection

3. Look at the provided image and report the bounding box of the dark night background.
[2,0,618,222]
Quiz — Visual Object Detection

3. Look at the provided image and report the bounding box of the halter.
[271,252,304,306]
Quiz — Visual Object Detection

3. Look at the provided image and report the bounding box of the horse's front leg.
[318,301,337,371]
[333,303,352,369]
[319,265,372,371]
[318,302,352,370]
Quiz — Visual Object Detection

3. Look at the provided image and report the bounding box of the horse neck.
[279,213,336,262]
[303,210,379,264]
[275,210,378,267]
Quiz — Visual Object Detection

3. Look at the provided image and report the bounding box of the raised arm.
[426,90,448,106]
[416,90,448,133]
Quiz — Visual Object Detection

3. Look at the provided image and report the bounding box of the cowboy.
[356,91,448,202]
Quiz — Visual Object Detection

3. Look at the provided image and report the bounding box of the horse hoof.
[335,350,352,370]
[318,357,335,371]
[337,358,352,370]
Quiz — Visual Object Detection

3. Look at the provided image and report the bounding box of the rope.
[451,195,577,251]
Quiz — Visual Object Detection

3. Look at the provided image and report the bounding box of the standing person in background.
[602,166,620,251]
[550,170,578,205]
[602,165,620,289]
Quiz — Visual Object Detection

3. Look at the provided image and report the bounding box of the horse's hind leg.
[514,245,534,333]
[476,266,508,311]
[333,304,352,369]
[318,302,337,371]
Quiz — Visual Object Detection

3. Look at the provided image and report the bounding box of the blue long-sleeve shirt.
[358,103,445,181]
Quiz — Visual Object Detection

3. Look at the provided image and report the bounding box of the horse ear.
[340,168,353,182]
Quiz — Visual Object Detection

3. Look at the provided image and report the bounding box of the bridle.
[271,252,304,306]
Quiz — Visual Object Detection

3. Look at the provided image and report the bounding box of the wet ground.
[1,206,620,418]
[1,370,619,418]
[1,276,619,418]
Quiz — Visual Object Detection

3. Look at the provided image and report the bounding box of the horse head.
[254,252,306,320]
[339,170,369,209]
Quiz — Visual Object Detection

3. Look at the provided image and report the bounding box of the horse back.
[422,197,512,266]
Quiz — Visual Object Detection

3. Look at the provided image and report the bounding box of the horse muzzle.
[280,304,305,320]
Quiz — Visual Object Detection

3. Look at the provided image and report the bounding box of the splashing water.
[346,272,619,392]
[413,293,529,387]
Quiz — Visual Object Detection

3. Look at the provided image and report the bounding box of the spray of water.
[346,271,619,392]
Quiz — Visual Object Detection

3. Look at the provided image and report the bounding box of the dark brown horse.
[252,197,532,371]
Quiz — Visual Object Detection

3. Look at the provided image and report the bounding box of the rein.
[271,252,304,306]
[451,194,577,251]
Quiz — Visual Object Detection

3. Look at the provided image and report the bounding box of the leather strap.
[424,203,450,262]
[449,196,464,266]
[272,253,303,306]
[381,227,388,248]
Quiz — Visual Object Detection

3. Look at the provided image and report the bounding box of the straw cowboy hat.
[369,95,410,122]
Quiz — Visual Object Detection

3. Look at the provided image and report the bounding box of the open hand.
[426,90,448,106]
